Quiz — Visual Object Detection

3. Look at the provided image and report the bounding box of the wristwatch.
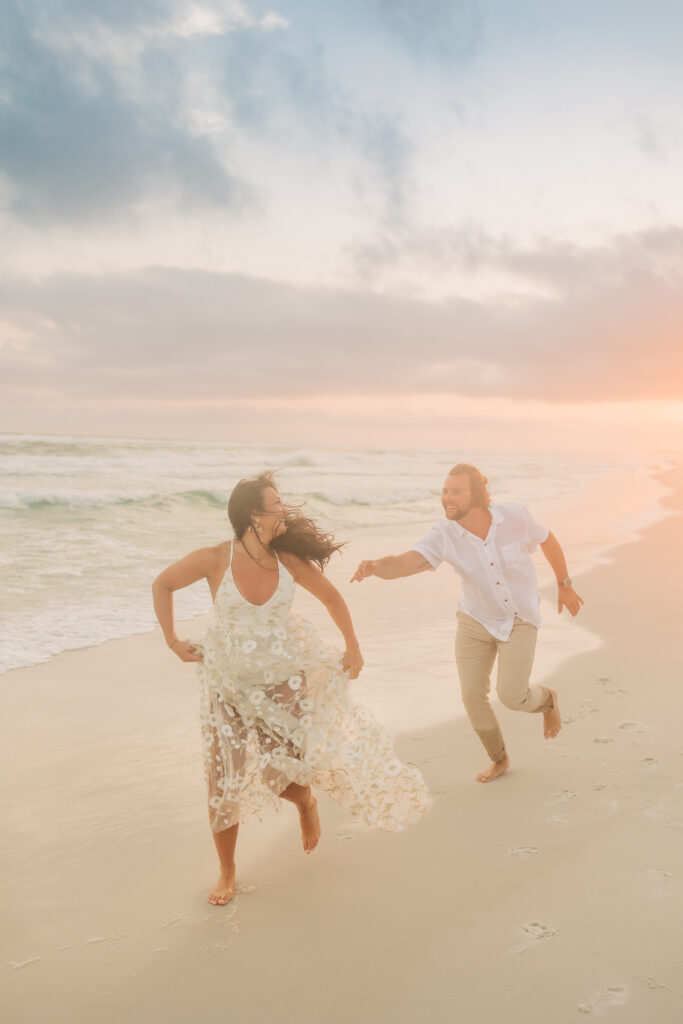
[559,577,573,588]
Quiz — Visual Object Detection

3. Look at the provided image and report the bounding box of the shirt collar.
[448,502,502,537]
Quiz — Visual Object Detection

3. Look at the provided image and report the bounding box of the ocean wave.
[0,485,438,513]
[0,488,228,512]
[305,489,435,508]
[273,451,322,468]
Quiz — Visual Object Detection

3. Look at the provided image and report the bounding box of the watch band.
[559,577,573,588]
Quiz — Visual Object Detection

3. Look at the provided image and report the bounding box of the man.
[351,463,583,783]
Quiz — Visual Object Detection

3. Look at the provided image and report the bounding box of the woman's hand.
[342,643,364,680]
[169,638,203,662]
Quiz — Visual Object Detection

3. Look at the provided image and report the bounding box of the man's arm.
[350,550,433,582]
[539,531,584,616]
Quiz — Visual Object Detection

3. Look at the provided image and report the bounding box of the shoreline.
[1,458,674,683]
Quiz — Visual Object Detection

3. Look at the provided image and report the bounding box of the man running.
[351,463,584,783]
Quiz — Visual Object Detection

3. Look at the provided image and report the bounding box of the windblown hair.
[448,463,491,507]
[227,471,344,570]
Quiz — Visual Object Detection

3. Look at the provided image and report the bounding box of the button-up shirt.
[413,503,549,641]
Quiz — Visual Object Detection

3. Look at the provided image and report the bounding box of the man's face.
[441,474,473,521]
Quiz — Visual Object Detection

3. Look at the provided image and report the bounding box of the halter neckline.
[228,540,284,608]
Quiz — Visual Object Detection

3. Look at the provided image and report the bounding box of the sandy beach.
[2,466,682,1024]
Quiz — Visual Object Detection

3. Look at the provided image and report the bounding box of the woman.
[153,472,432,906]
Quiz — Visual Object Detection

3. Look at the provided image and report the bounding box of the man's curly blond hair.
[448,463,491,508]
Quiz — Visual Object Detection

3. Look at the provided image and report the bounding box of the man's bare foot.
[543,689,562,739]
[208,866,235,906]
[476,752,510,783]
[298,793,321,853]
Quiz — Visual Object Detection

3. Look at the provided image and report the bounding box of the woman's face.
[255,486,287,543]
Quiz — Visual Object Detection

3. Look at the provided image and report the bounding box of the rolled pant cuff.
[476,728,506,762]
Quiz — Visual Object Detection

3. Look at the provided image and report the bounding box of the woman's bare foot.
[476,751,510,783]
[208,866,235,906]
[543,689,562,739]
[298,793,321,853]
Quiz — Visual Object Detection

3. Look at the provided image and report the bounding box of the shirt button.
[490,562,494,566]
[496,581,500,585]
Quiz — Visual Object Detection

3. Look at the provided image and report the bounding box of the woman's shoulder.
[199,540,231,575]
[277,550,311,578]
[217,539,232,561]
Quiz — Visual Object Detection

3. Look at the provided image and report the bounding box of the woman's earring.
[253,519,263,536]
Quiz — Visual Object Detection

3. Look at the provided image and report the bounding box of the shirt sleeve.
[522,506,550,552]
[412,523,445,569]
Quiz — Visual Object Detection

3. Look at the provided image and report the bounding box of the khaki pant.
[455,611,552,762]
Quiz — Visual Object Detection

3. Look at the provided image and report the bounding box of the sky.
[1,0,682,454]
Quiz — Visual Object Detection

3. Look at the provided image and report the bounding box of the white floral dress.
[195,544,433,833]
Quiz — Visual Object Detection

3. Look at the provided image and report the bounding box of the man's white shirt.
[412,503,549,641]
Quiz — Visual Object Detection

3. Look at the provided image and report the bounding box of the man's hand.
[350,560,377,583]
[558,586,584,616]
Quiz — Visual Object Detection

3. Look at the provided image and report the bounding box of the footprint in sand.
[546,814,571,825]
[596,677,629,696]
[617,721,649,733]
[551,789,577,803]
[639,804,683,827]
[640,757,659,768]
[577,985,628,1015]
[513,921,557,953]
[635,975,668,991]
[507,845,540,858]
[593,737,613,744]
[541,743,568,758]
[335,833,353,842]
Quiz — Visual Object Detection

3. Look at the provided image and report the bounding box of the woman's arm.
[152,545,225,662]
[282,554,364,679]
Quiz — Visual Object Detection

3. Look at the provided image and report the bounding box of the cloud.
[351,217,683,300]
[3,228,683,412]
[360,0,483,65]
[0,0,414,235]
[0,1,273,223]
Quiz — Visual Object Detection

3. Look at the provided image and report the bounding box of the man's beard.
[450,503,472,521]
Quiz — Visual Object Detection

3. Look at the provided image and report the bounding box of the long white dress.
[194,543,433,833]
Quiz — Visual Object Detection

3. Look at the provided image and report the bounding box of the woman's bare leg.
[209,823,239,905]
[280,782,321,853]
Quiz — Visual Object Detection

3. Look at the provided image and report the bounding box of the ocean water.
[0,434,659,675]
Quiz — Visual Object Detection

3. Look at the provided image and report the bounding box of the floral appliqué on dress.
[194,548,433,832]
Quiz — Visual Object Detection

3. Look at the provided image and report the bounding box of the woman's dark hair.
[227,471,344,570]
[227,472,274,539]
[448,463,491,507]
